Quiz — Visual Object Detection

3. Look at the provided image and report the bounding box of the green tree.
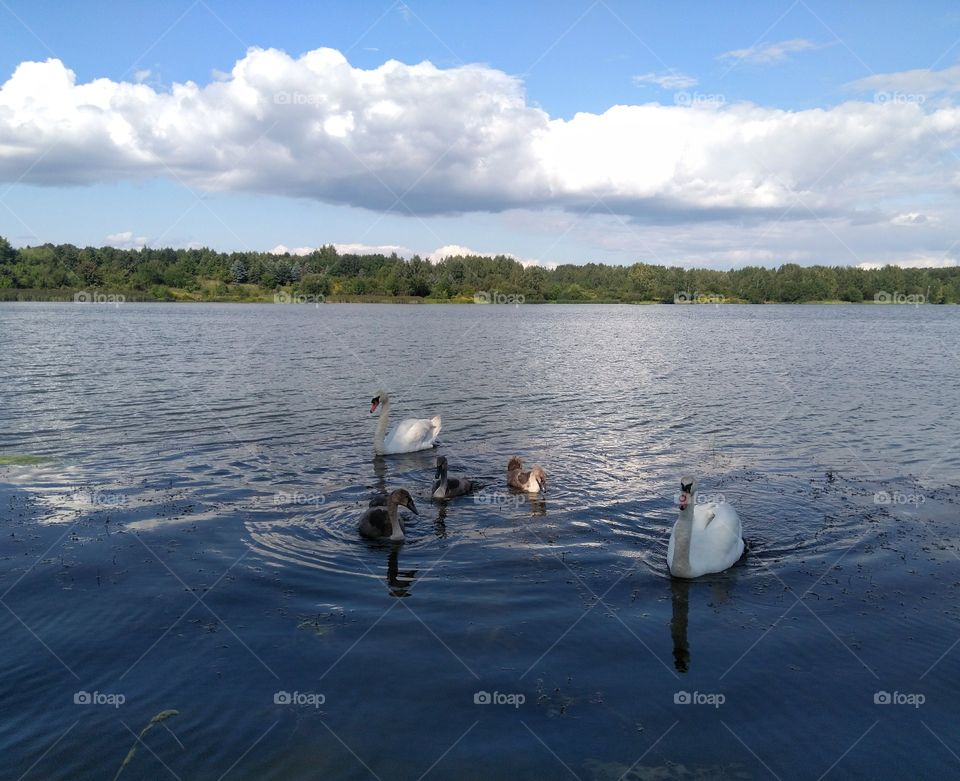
[230,259,248,283]
[0,235,17,266]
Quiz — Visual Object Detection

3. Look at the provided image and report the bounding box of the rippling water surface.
[1,302,959,779]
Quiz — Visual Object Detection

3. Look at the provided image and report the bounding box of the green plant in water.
[114,709,179,781]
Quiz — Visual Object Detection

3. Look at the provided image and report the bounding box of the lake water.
[1,302,958,780]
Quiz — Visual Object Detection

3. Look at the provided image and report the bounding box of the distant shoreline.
[0,290,952,306]
[3,238,955,304]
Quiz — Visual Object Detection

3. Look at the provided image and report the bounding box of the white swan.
[371,391,441,455]
[667,477,744,578]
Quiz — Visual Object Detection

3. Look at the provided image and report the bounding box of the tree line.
[0,235,957,303]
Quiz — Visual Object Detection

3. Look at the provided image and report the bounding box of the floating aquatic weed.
[0,455,54,465]
[114,709,179,781]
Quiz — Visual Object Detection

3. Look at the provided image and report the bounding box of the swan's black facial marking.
[370,396,381,413]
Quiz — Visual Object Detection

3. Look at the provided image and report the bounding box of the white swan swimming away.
[370,391,441,455]
[667,477,744,578]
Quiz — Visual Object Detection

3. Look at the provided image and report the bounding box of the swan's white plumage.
[373,391,441,454]
[668,500,744,578]
[381,416,441,454]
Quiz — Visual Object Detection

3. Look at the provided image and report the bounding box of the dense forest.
[0,235,957,304]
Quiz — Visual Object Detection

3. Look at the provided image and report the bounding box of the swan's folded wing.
[387,417,440,449]
[706,503,742,538]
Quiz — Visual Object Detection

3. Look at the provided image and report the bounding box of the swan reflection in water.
[372,454,389,497]
[386,543,417,597]
[670,578,691,673]
[499,488,547,517]
[669,574,736,673]
[369,455,423,595]
[526,495,547,517]
[433,502,450,538]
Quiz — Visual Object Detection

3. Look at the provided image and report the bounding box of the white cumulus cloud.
[105,231,147,249]
[334,242,411,256]
[632,71,698,90]
[427,244,548,268]
[857,255,958,270]
[846,64,960,96]
[269,244,315,256]
[718,38,818,65]
[265,241,549,267]
[890,212,929,225]
[0,46,958,241]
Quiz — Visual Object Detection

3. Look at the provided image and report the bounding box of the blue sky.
[1,0,959,268]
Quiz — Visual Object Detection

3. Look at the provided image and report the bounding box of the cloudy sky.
[1,0,959,269]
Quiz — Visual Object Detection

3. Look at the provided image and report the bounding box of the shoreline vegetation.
[1,236,957,304]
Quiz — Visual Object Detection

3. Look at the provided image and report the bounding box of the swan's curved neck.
[374,397,391,453]
[386,497,404,541]
[672,501,695,578]
[433,465,448,497]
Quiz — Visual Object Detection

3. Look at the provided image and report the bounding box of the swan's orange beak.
[370,399,380,413]
[679,493,689,510]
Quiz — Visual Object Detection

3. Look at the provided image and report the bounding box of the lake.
[1,302,958,780]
